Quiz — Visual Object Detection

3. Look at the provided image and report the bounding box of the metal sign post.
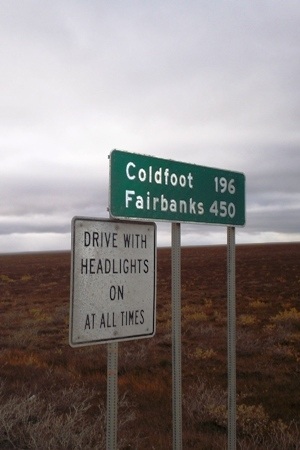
[227,226,236,449]
[172,223,182,450]
[69,216,157,450]
[107,342,118,450]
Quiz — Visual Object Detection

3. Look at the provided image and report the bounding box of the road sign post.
[172,223,182,450]
[227,226,236,449]
[109,149,245,449]
[70,216,157,450]
[107,341,118,450]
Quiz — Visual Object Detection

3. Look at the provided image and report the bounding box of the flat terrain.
[1,243,300,449]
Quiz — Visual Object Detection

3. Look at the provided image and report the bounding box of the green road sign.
[109,149,245,226]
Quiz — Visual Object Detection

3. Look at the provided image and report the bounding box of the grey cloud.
[246,208,300,235]
[0,215,70,235]
[247,148,300,199]
[1,1,300,252]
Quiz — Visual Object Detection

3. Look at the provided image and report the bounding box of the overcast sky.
[1,0,300,252]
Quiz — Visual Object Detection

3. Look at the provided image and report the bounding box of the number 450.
[210,201,236,218]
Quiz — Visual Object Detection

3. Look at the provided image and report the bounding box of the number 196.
[214,177,235,194]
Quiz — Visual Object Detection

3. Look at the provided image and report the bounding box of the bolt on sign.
[109,149,245,226]
[69,217,156,347]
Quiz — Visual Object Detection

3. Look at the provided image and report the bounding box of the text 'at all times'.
[84,310,145,331]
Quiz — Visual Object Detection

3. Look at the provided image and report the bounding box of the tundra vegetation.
[0,243,300,449]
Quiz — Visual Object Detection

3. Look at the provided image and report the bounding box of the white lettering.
[179,175,186,187]
[136,195,144,209]
[154,167,162,184]
[124,190,206,216]
[126,162,136,180]
[125,161,194,189]
[125,190,135,207]
[139,168,147,182]
[164,168,170,185]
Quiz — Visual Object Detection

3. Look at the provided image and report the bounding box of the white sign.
[69,217,156,346]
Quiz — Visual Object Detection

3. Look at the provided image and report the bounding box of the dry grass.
[0,381,139,449]
[238,314,258,326]
[271,307,300,327]
[184,379,300,449]
[1,244,300,448]
[249,299,267,309]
